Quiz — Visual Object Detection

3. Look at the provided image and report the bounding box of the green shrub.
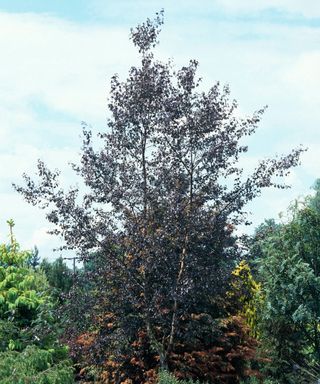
[158,370,202,384]
[0,345,74,383]
[239,378,277,384]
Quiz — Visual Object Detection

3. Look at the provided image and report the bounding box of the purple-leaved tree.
[14,10,304,380]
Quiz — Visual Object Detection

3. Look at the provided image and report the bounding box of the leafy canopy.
[0,220,49,334]
[253,181,320,381]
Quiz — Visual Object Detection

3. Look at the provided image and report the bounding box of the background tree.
[0,220,49,350]
[249,219,280,263]
[307,178,320,211]
[26,245,41,269]
[0,221,74,382]
[40,257,73,301]
[253,183,320,383]
[15,11,303,383]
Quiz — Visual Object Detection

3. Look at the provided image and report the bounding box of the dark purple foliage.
[14,11,304,371]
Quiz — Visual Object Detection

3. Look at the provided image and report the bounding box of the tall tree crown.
[13,12,304,379]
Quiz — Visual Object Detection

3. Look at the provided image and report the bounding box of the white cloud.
[0,12,137,122]
[30,226,53,248]
[0,11,138,260]
[300,145,320,178]
[284,51,320,105]
[214,0,320,18]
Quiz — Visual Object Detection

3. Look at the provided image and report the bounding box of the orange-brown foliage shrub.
[73,315,261,384]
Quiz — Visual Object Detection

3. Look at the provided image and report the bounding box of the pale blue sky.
[0,0,319,260]
[2,0,320,26]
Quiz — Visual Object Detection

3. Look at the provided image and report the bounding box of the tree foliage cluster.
[0,221,74,383]
[251,181,320,383]
[8,10,319,384]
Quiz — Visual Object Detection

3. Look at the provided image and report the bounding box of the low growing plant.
[158,370,202,384]
[0,345,74,383]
